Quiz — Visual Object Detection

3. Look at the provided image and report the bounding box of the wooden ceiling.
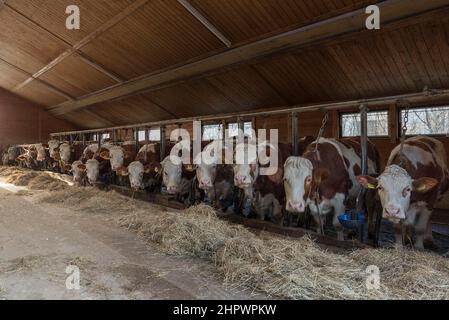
[1,0,449,129]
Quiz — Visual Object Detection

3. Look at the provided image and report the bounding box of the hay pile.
[118,204,449,300]
[35,186,151,215]
[0,166,69,191]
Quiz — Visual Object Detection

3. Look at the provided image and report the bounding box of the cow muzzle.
[199,179,212,190]
[234,175,250,188]
[287,200,305,213]
[383,206,405,220]
[167,185,178,194]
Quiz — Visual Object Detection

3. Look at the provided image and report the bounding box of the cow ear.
[313,167,330,186]
[412,177,438,193]
[99,150,110,160]
[117,168,129,176]
[77,164,87,172]
[356,175,378,189]
[64,164,72,171]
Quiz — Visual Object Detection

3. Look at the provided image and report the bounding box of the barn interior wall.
[0,88,78,151]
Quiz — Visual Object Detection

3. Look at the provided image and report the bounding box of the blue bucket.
[338,212,366,230]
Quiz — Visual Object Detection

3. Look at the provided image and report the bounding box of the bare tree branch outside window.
[341,111,389,137]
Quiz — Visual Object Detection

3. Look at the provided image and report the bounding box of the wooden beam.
[49,0,449,116]
[10,0,148,90]
[0,57,74,100]
[77,53,125,83]
[177,0,232,48]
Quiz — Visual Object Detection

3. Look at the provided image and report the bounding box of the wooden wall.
[0,88,78,152]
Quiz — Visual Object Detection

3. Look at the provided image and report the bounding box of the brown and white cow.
[357,136,447,249]
[193,140,235,210]
[283,138,379,239]
[233,137,314,222]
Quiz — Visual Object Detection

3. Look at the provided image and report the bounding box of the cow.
[357,136,448,249]
[283,138,379,240]
[81,159,100,185]
[193,141,235,211]
[70,160,86,185]
[2,146,20,166]
[117,161,144,191]
[233,137,315,223]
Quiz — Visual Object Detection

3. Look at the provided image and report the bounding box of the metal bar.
[360,104,368,175]
[135,128,140,149]
[291,112,299,156]
[160,126,166,161]
[50,87,449,137]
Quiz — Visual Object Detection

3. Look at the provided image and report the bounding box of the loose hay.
[2,166,449,299]
[0,166,69,191]
[118,204,449,300]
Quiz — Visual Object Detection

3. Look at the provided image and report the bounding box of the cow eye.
[306,177,312,184]
[402,187,411,197]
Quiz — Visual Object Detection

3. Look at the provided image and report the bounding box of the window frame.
[398,104,449,138]
[339,110,390,138]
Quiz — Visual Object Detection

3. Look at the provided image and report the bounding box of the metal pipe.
[291,112,298,156]
[160,126,166,161]
[50,88,449,137]
[360,104,368,175]
[135,128,140,150]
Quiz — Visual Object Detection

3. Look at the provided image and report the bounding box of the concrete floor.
[0,183,258,300]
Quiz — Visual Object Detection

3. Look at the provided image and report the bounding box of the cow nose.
[385,207,400,217]
[288,200,305,213]
[200,179,211,187]
[167,186,178,194]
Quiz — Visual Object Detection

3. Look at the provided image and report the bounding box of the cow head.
[48,140,60,158]
[357,165,438,222]
[100,146,124,171]
[283,156,330,213]
[71,160,84,183]
[85,159,100,185]
[34,144,47,162]
[161,155,182,194]
[233,143,259,192]
[59,143,72,163]
[126,161,145,190]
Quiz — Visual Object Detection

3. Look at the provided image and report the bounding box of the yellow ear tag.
[154,167,159,173]
[367,183,377,189]
[186,165,193,172]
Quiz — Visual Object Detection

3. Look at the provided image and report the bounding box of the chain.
[398,100,410,167]
[315,111,329,153]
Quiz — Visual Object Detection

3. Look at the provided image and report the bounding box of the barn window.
[228,122,253,138]
[340,111,388,137]
[149,128,161,141]
[202,124,223,141]
[400,106,449,136]
[138,130,146,142]
[101,133,110,140]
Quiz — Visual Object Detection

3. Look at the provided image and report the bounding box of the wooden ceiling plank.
[177,0,232,48]
[49,0,449,116]
[10,0,149,91]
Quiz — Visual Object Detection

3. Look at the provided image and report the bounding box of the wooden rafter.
[0,57,75,100]
[177,0,232,48]
[48,0,449,116]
